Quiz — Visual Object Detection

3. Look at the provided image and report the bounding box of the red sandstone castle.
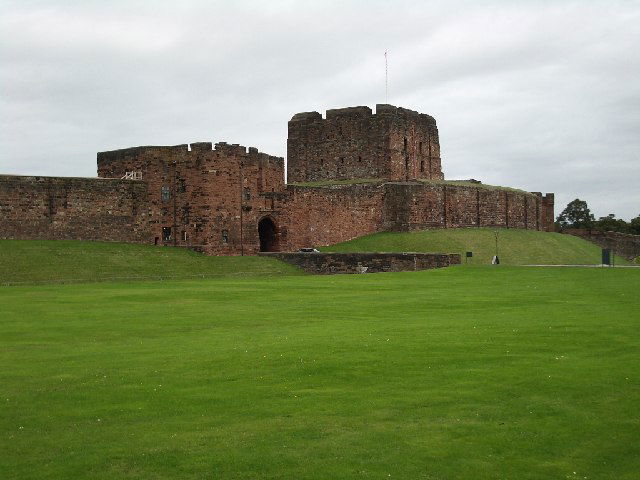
[0,104,554,254]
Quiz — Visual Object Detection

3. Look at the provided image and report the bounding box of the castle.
[0,104,555,254]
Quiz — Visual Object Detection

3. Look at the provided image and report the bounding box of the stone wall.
[260,252,461,274]
[97,142,285,255]
[0,175,149,242]
[382,183,551,231]
[267,182,554,252]
[272,183,386,251]
[287,104,443,183]
[564,229,640,260]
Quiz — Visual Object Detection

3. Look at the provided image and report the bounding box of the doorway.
[258,217,278,252]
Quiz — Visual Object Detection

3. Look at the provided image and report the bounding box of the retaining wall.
[260,252,461,274]
[564,229,640,260]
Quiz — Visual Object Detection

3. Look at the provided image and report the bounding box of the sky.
[1,0,639,219]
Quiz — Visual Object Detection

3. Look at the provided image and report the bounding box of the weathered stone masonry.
[260,252,461,274]
[287,105,443,183]
[564,229,640,261]
[0,104,555,254]
[0,175,148,243]
[96,142,283,255]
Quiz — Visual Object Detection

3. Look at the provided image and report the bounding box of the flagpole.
[385,51,388,103]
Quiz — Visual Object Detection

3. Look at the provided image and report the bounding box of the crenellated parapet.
[97,142,283,181]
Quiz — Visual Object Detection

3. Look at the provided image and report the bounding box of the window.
[403,137,408,152]
[178,178,186,193]
[182,231,187,242]
[161,186,170,202]
[358,156,362,162]
[340,157,344,164]
[222,230,229,243]
[162,227,172,241]
[420,161,425,172]
[419,142,423,154]
[243,187,251,201]
[182,206,190,225]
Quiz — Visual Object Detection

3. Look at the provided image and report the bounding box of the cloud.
[1,0,638,218]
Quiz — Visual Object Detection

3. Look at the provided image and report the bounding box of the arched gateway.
[258,217,278,252]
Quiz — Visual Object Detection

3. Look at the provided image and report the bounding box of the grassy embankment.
[322,227,630,265]
[0,240,302,285]
[1,267,639,479]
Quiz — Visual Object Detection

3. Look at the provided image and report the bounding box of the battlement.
[288,104,436,126]
[326,105,372,120]
[97,141,283,168]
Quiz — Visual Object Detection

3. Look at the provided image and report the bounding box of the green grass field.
[0,240,302,285]
[1,266,639,479]
[322,228,630,266]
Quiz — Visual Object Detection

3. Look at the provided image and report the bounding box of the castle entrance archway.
[258,217,278,252]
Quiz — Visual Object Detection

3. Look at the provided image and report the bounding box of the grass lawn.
[321,228,630,266]
[0,240,302,285]
[1,266,639,479]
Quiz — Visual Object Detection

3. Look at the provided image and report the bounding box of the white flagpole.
[385,51,388,103]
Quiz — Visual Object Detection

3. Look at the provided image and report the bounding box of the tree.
[630,215,640,235]
[594,213,629,234]
[556,199,595,230]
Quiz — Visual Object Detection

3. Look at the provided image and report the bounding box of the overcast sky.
[1,0,639,219]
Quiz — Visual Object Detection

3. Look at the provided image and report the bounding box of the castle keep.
[0,104,555,254]
[287,105,442,182]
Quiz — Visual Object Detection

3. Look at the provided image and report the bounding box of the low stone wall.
[564,229,640,261]
[260,252,461,274]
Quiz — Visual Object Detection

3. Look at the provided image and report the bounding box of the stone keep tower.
[286,104,443,183]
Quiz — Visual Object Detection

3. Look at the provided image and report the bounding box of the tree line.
[556,199,640,235]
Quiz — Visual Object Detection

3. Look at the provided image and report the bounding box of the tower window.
[404,137,408,151]
[358,156,362,162]
[419,142,423,154]
[161,186,170,202]
[420,161,425,172]
[243,187,251,201]
[222,230,229,244]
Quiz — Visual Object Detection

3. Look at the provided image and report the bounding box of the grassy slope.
[0,240,302,285]
[1,267,639,479]
[322,227,630,265]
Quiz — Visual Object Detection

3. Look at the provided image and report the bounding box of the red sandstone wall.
[541,193,555,232]
[564,229,640,260]
[97,142,285,255]
[272,182,548,252]
[381,183,544,231]
[273,183,386,250]
[287,105,443,183]
[0,175,149,242]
